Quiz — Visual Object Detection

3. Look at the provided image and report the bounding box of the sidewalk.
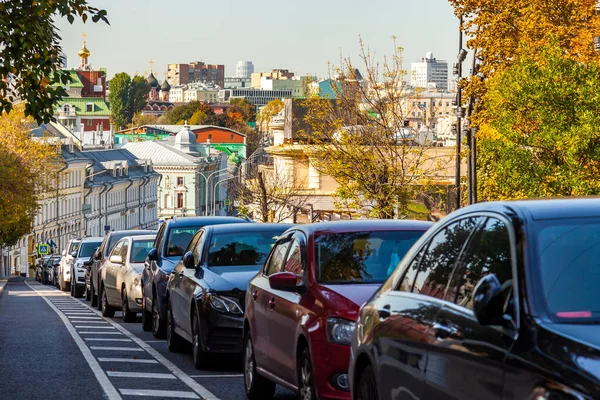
[0,279,6,298]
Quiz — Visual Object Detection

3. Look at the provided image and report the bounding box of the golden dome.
[78,42,90,58]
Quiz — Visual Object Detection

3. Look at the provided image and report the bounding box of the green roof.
[56,97,110,116]
[50,70,84,88]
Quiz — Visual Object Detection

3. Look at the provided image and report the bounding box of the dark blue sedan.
[142,216,250,338]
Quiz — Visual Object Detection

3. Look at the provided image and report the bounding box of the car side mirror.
[269,272,305,293]
[183,251,196,269]
[93,248,101,260]
[473,274,508,326]
[147,248,158,261]
[109,255,123,264]
[83,258,93,267]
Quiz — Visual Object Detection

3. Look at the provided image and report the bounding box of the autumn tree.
[0,0,108,123]
[300,40,454,219]
[0,105,60,276]
[257,99,284,134]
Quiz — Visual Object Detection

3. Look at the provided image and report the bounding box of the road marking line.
[118,389,199,399]
[107,371,176,379]
[79,332,123,335]
[97,358,159,364]
[85,338,132,342]
[68,316,102,319]
[145,340,165,343]
[74,326,116,329]
[89,346,144,352]
[78,297,220,399]
[25,281,121,400]
[64,312,96,315]
[70,321,109,324]
[190,374,244,378]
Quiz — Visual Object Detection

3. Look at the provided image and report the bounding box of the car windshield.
[78,242,101,258]
[165,227,202,257]
[315,230,424,284]
[535,219,600,322]
[207,230,284,267]
[130,240,154,263]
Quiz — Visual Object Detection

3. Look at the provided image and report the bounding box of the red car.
[243,220,432,400]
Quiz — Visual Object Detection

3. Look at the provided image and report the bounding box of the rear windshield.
[208,230,284,267]
[315,230,424,284]
[536,219,600,322]
[130,240,154,263]
[78,242,101,258]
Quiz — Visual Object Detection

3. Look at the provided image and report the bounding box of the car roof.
[126,234,156,241]
[293,219,434,236]
[80,237,104,243]
[165,216,251,228]
[206,223,295,234]
[108,230,156,238]
[449,197,600,222]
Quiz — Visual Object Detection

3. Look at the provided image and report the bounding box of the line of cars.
[35,198,600,400]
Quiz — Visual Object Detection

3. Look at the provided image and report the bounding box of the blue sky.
[56,0,460,80]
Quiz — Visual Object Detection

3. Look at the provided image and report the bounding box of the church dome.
[147,72,159,88]
[174,123,197,152]
[78,43,90,58]
[160,79,171,92]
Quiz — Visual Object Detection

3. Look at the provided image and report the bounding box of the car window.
[264,240,292,276]
[78,241,101,258]
[412,217,480,299]
[452,217,514,312]
[154,224,166,254]
[395,246,426,292]
[120,241,129,261]
[69,241,80,256]
[110,241,123,258]
[207,230,284,267]
[130,240,154,263]
[165,227,201,257]
[283,237,303,275]
[192,231,205,266]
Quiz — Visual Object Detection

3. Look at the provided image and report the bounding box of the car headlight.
[208,295,243,315]
[326,317,356,346]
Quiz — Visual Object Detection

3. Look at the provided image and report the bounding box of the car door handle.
[378,305,391,320]
[433,322,458,339]
[252,290,258,301]
[269,298,275,310]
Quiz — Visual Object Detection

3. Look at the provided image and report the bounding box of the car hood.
[320,283,381,320]
[203,266,261,292]
[160,257,179,274]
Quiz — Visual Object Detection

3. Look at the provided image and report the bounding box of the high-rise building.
[250,69,295,88]
[167,62,225,87]
[236,61,254,78]
[410,52,448,91]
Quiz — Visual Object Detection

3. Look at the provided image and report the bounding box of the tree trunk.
[257,172,269,223]
[0,246,5,278]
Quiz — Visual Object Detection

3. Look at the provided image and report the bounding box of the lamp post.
[453,14,467,210]
[200,166,232,216]
[212,176,235,216]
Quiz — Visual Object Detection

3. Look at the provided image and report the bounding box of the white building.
[410,52,449,91]
[236,61,254,78]
[169,83,220,104]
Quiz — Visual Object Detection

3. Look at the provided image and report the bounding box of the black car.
[165,223,293,368]
[89,230,155,307]
[51,257,61,287]
[35,257,49,282]
[43,256,61,285]
[350,198,600,400]
[143,216,251,339]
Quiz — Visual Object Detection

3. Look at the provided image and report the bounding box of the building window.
[177,193,184,208]
[208,134,212,140]
[87,119,92,126]
[164,176,170,187]
[230,134,234,140]
[177,177,184,186]
[86,103,94,112]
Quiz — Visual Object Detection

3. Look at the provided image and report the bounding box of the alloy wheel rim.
[300,357,312,400]
[193,317,199,362]
[102,291,107,310]
[153,299,159,333]
[244,339,254,389]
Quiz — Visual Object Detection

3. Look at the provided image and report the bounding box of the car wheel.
[85,282,91,301]
[122,290,136,323]
[141,290,152,331]
[192,311,210,369]
[101,285,115,318]
[70,276,75,296]
[90,279,98,307]
[152,293,166,339]
[298,347,316,400]
[356,365,379,400]
[244,331,275,400]
[166,301,186,352]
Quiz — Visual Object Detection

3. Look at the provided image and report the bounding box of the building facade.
[167,62,225,87]
[219,88,293,107]
[410,52,449,91]
[260,76,309,98]
[250,69,295,88]
[236,61,254,78]
[224,77,251,89]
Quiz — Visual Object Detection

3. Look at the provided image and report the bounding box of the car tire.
[244,331,275,400]
[85,283,91,301]
[122,290,136,323]
[297,347,316,400]
[101,285,115,318]
[192,312,210,370]
[141,290,152,332]
[90,279,98,307]
[166,301,186,353]
[355,365,379,400]
[152,293,166,339]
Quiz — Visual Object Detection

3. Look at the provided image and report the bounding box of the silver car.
[100,234,156,321]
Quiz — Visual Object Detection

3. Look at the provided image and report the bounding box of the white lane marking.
[118,389,199,399]
[85,338,132,342]
[98,358,159,364]
[77,298,220,400]
[25,281,121,400]
[64,312,95,315]
[79,332,123,335]
[68,316,102,319]
[89,346,144,352]
[70,321,109,324]
[74,326,115,329]
[190,374,244,378]
[107,371,176,379]
[145,340,165,343]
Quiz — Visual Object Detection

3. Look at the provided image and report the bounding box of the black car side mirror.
[473,274,507,326]
[183,251,196,269]
[147,248,158,261]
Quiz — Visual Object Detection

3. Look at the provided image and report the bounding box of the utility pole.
[454,15,465,209]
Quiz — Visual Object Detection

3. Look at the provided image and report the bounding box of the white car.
[71,237,103,298]
[100,235,156,321]
[59,238,80,291]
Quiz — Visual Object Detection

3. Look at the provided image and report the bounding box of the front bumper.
[127,284,143,312]
[311,339,352,400]
[200,310,244,354]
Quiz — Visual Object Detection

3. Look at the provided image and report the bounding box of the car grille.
[206,327,242,352]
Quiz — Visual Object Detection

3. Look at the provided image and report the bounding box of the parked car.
[47,256,61,286]
[70,237,102,298]
[99,234,156,321]
[88,230,156,307]
[350,198,600,400]
[58,238,81,291]
[142,216,251,338]
[243,220,432,400]
[43,256,61,285]
[52,258,61,288]
[36,257,50,282]
[166,223,294,368]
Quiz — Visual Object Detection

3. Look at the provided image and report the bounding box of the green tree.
[229,98,256,122]
[475,41,600,200]
[188,102,215,125]
[130,75,150,118]
[0,0,108,123]
[108,72,132,130]
[165,101,209,124]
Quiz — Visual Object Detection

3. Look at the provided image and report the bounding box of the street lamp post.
[212,176,235,216]
[454,14,467,210]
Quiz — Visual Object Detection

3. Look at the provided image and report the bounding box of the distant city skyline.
[56,0,460,81]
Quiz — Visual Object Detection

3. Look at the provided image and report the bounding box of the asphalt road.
[0,277,295,400]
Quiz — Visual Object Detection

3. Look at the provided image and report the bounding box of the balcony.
[58,109,77,118]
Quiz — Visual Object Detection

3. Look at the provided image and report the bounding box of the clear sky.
[56,0,460,80]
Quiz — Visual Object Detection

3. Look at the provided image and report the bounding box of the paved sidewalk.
[0,279,7,298]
